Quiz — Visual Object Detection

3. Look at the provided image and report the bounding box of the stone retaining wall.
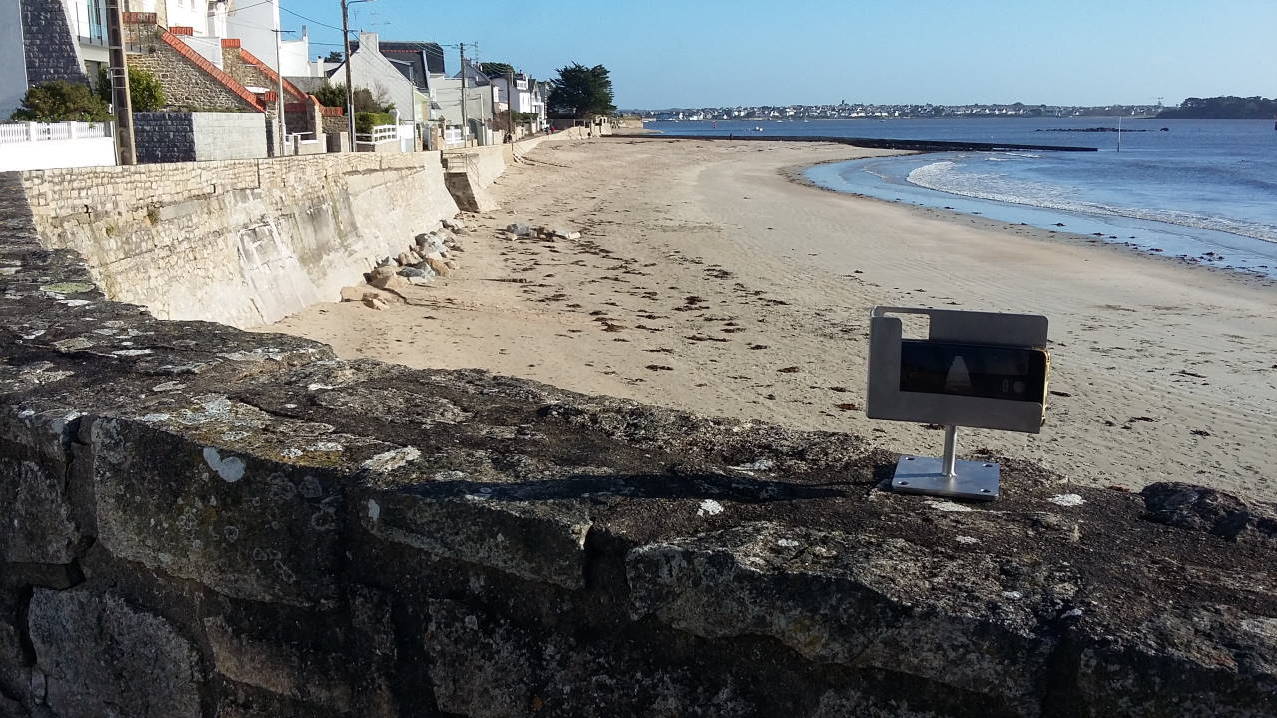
[135,112,264,164]
[0,163,1274,715]
[16,151,459,327]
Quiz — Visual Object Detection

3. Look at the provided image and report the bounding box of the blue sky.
[284,0,1277,109]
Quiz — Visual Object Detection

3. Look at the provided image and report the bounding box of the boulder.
[363,296,389,311]
[398,267,431,279]
[442,218,466,231]
[366,266,397,283]
[407,276,431,287]
[506,223,533,237]
[340,286,367,302]
[1141,482,1277,542]
[369,272,409,292]
[395,252,417,267]
[550,228,582,240]
[425,257,451,277]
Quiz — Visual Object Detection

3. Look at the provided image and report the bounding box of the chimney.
[359,32,378,54]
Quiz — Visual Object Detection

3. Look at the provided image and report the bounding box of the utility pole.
[474,43,489,145]
[459,42,468,146]
[341,0,355,149]
[105,0,135,164]
[506,68,516,142]
[273,27,286,156]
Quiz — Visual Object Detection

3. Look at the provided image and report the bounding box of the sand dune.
[263,139,1277,500]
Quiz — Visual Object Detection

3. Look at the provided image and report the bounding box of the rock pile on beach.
[339,217,466,310]
[505,222,582,241]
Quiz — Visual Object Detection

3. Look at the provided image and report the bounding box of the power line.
[278,4,345,33]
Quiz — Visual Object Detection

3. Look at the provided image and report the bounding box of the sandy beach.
[262,138,1277,500]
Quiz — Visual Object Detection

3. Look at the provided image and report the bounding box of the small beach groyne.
[624,134,1098,152]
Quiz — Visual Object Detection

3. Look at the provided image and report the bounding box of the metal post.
[105,0,135,165]
[941,425,958,479]
[273,26,285,156]
[341,0,355,150]
[459,42,468,146]
[507,68,516,141]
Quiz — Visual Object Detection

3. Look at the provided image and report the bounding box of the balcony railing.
[355,124,399,145]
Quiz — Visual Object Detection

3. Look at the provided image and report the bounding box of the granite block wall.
[133,111,197,163]
[20,0,87,87]
[125,29,260,113]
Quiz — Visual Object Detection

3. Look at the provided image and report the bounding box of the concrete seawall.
[17,152,460,328]
[15,129,593,329]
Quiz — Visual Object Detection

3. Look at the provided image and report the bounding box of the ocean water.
[647,118,1277,277]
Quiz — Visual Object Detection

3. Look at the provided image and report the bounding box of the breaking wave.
[906,161,1277,244]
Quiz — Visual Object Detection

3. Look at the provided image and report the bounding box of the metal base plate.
[891,455,1000,501]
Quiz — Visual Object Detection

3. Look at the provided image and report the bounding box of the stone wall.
[133,112,197,163]
[19,0,87,87]
[191,112,268,160]
[126,27,262,113]
[17,151,459,327]
[443,144,507,188]
[0,163,1275,715]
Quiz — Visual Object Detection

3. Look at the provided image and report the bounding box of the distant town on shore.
[629,96,1276,121]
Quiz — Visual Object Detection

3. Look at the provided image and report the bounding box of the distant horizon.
[621,99,1226,112]
[288,0,1277,109]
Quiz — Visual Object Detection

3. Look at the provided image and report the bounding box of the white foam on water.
[907,160,1277,244]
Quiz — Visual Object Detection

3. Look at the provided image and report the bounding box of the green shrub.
[316,83,391,114]
[355,111,395,134]
[10,80,112,122]
[96,66,166,111]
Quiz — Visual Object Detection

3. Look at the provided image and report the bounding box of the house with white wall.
[490,72,548,133]
[1,0,107,118]
[429,61,499,145]
[325,32,423,127]
[224,0,315,77]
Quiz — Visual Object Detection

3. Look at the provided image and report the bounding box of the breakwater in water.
[627,134,1097,152]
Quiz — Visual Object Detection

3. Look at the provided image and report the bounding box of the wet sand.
[262,138,1277,500]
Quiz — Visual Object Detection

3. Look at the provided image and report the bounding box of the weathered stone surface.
[627,521,1057,713]
[204,615,353,711]
[0,460,77,566]
[362,487,592,590]
[92,416,346,606]
[26,588,202,718]
[0,405,88,565]
[424,256,451,277]
[397,266,430,278]
[1141,481,1277,542]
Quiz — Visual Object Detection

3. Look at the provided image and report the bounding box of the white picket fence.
[0,121,117,171]
[0,121,112,144]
